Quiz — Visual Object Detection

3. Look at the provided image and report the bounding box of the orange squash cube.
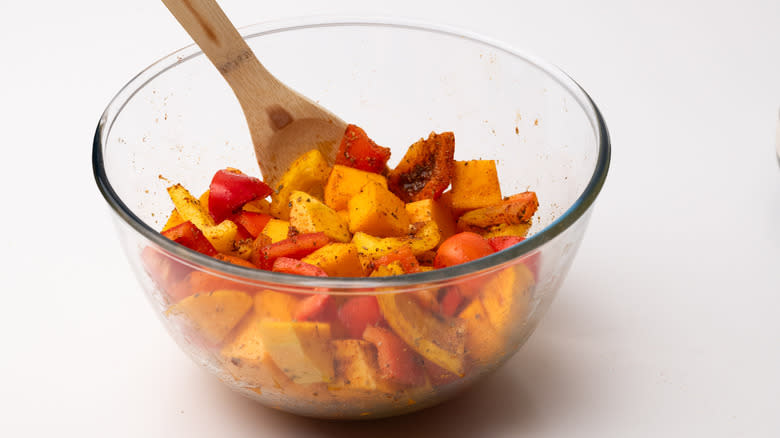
[449,160,502,210]
[324,164,388,211]
[348,181,410,237]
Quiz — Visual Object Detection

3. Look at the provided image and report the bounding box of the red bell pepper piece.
[272,257,328,277]
[161,221,217,256]
[487,236,540,279]
[438,286,463,317]
[233,211,273,238]
[338,296,382,338]
[254,232,331,270]
[214,253,257,269]
[335,124,391,174]
[141,246,193,298]
[363,326,425,386]
[372,246,421,274]
[487,235,525,252]
[294,294,338,322]
[208,168,273,222]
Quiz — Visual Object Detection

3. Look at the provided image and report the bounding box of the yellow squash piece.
[369,261,406,277]
[270,149,330,220]
[407,221,441,255]
[242,198,271,214]
[221,312,291,388]
[348,181,410,237]
[480,264,534,334]
[167,184,214,229]
[162,208,185,231]
[261,219,291,243]
[324,164,388,211]
[253,290,300,321]
[405,198,456,241]
[377,293,466,376]
[167,289,253,345]
[257,320,335,384]
[449,160,502,210]
[352,232,407,272]
[302,243,366,277]
[166,184,239,253]
[458,298,504,363]
[200,220,240,254]
[289,190,351,243]
[480,223,532,239]
[329,339,396,394]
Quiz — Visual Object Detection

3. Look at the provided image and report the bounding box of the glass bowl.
[93,17,610,419]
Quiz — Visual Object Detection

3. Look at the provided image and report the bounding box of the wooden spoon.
[161,0,346,186]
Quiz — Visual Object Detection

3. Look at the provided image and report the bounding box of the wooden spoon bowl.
[161,0,346,186]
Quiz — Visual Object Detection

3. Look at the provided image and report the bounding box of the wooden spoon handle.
[161,0,279,101]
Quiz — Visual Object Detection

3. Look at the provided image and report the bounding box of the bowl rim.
[92,16,611,291]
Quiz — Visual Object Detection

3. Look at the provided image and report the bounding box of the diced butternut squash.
[167,289,253,345]
[458,298,503,362]
[449,160,502,210]
[329,339,396,394]
[288,190,351,243]
[257,320,335,384]
[254,290,300,321]
[348,181,411,237]
[336,209,350,224]
[261,219,290,243]
[405,198,456,241]
[221,312,291,387]
[302,243,365,277]
[480,264,534,334]
[270,149,330,220]
[324,164,388,211]
[242,198,271,214]
[377,293,466,376]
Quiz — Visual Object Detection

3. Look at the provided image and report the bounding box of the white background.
[1,0,778,436]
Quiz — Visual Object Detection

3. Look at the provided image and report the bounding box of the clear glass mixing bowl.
[93,18,610,419]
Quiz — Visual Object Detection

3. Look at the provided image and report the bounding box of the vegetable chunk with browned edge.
[387,132,455,202]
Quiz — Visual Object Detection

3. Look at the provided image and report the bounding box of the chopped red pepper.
[438,286,463,317]
[161,221,217,256]
[208,168,273,222]
[487,236,540,279]
[141,246,192,298]
[232,211,273,238]
[338,296,382,338]
[372,246,421,274]
[295,294,338,322]
[253,232,331,270]
[335,124,392,174]
[272,257,328,277]
[487,235,525,252]
[363,326,425,387]
[214,253,257,269]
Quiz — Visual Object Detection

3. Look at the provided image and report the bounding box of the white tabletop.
[1,0,778,436]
